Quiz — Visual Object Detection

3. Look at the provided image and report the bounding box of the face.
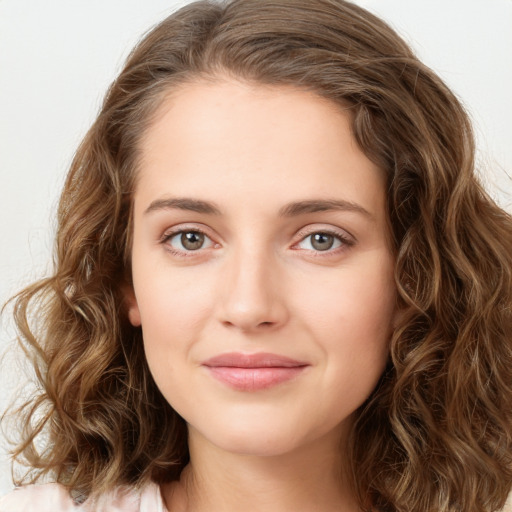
[127,79,396,457]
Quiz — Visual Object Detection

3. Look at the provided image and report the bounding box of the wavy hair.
[6,1,512,510]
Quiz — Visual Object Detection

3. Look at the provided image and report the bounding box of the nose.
[217,247,289,333]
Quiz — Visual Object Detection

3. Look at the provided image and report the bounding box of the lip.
[202,352,309,391]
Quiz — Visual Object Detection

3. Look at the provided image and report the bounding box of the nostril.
[222,320,275,330]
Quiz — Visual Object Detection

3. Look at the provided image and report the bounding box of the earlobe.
[391,302,406,332]
[128,302,142,327]
[123,285,142,327]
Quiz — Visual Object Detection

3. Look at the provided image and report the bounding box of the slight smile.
[202,352,310,391]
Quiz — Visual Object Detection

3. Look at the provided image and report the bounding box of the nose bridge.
[219,237,287,331]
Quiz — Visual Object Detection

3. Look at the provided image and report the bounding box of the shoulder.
[0,481,166,512]
[0,483,77,512]
[503,491,512,512]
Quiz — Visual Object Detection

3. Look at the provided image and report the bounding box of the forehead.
[135,79,386,218]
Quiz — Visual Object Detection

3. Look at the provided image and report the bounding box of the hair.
[4,0,511,510]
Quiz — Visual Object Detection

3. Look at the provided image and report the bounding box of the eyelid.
[160,223,216,241]
[292,225,356,253]
[159,223,220,255]
[294,224,355,243]
[158,223,355,257]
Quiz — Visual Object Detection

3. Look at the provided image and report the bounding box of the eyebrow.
[144,196,373,220]
[144,197,222,215]
[279,199,373,219]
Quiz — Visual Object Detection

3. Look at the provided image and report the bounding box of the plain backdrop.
[1,0,511,496]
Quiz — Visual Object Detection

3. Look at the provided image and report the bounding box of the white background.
[1,0,511,496]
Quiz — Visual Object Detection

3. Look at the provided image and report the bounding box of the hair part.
[5,1,512,510]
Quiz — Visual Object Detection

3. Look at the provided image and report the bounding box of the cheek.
[133,275,212,406]
[297,261,396,335]
[132,263,221,387]
[133,259,216,328]
[296,257,395,381]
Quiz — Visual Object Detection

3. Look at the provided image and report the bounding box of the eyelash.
[292,228,355,257]
[159,226,355,258]
[160,226,215,258]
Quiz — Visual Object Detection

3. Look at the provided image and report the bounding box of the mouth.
[202,352,310,391]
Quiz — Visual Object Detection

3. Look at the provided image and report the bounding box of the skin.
[126,78,397,512]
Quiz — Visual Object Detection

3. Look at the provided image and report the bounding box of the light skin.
[126,78,397,512]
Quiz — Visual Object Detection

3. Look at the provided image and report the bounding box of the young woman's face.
[127,79,397,457]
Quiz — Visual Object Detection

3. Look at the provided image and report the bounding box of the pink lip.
[202,352,309,391]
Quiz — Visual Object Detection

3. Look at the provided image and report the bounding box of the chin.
[190,412,346,458]
[212,430,305,457]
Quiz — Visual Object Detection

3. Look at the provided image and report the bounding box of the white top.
[0,481,167,512]
[2,482,512,511]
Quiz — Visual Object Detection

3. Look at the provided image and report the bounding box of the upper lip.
[202,352,309,368]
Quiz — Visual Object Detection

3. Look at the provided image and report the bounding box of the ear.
[122,284,141,327]
[391,300,406,332]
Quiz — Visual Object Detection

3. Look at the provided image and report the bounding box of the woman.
[1,0,511,511]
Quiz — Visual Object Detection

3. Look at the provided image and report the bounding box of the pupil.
[311,233,334,251]
[181,232,204,250]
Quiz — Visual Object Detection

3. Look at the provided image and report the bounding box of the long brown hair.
[6,1,512,510]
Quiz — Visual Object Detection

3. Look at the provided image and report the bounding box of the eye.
[295,230,352,252]
[164,230,214,252]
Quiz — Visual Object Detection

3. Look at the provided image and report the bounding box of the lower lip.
[205,366,307,391]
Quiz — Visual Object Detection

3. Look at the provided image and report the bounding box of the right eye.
[163,230,214,253]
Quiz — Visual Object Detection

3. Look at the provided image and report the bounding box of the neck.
[162,428,361,512]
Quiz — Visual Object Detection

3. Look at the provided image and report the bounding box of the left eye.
[166,230,214,251]
[297,232,344,252]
